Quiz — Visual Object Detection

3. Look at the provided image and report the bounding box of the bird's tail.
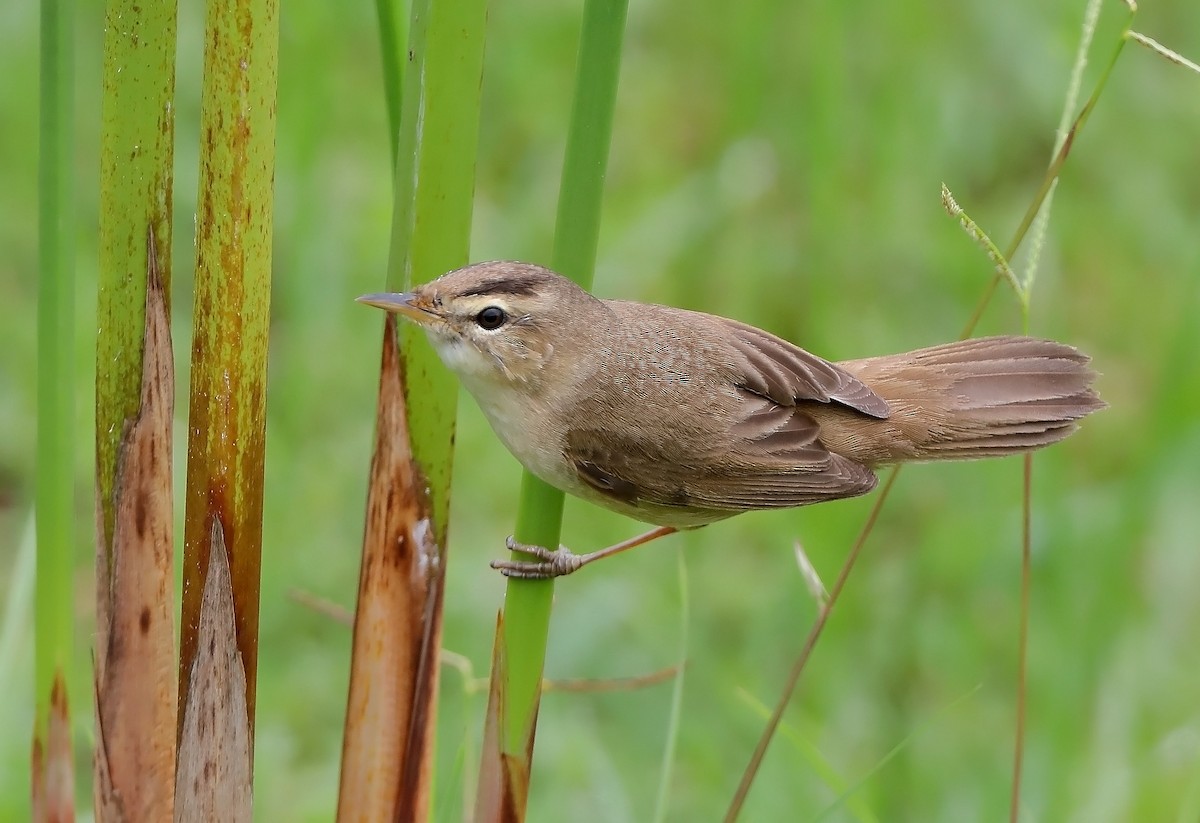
[825,335,1105,465]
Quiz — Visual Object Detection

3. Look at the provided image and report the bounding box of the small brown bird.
[359,261,1103,578]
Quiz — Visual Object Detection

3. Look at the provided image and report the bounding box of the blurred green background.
[4,0,1200,819]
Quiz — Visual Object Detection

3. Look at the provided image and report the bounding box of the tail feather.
[966,399,1095,424]
[825,335,1104,465]
[900,335,1092,365]
[919,422,1079,455]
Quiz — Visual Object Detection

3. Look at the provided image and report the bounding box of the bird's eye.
[475,306,508,330]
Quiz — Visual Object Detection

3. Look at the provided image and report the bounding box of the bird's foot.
[490,536,584,579]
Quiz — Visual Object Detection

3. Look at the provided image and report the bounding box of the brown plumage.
[821,335,1101,464]
[360,261,1104,576]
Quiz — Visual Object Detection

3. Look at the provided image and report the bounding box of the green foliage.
[3,0,1200,819]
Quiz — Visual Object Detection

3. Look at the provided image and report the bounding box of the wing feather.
[565,399,877,514]
[726,321,891,418]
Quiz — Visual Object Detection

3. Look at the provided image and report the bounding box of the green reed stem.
[35,0,75,739]
[499,0,630,770]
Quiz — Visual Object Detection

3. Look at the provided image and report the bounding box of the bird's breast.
[464,377,582,491]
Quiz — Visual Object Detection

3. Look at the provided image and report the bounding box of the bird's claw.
[491,537,583,579]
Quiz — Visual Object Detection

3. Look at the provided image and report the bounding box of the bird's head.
[358,261,606,388]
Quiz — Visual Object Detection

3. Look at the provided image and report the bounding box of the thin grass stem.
[1128,31,1200,75]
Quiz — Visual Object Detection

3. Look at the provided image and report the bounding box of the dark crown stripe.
[458,275,543,298]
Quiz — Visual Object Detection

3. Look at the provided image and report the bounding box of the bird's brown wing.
[561,359,883,515]
[565,403,877,514]
[723,320,891,419]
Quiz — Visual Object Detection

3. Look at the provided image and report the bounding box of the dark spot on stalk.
[135,492,148,538]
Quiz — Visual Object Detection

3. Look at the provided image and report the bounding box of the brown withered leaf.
[94,233,178,821]
[174,519,252,822]
[32,672,75,823]
[337,316,446,823]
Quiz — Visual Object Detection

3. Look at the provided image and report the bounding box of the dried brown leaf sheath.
[174,520,253,821]
[32,674,74,823]
[337,317,446,822]
[94,245,178,821]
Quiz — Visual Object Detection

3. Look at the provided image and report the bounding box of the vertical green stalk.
[179,0,279,742]
[36,0,74,741]
[96,0,177,554]
[386,0,487,530]
[94,0,179,814]
[499,0,629,761]
[374,0,407,166]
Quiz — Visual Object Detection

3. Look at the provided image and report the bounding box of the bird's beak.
[356,292,440,325]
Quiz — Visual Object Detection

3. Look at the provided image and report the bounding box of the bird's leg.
[491,525,679,579]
